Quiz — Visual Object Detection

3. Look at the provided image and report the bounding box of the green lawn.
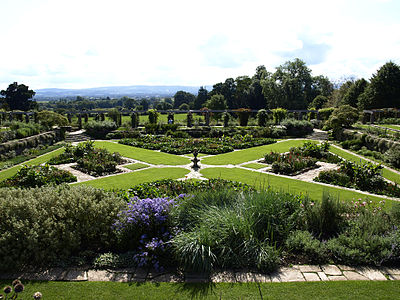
[2,280,399,300]
[0,148,65,181]
[124,163,149,171]
[330,145,400,184]
[93,141,190,165]
[77,167,189,190]
[377,124,400,130]
[201,139,314,165]
[242,162,267,169]
[200,167,393,206]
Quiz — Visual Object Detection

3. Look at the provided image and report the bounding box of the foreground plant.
[0,279,41,300]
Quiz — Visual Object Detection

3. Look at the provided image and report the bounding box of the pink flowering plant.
[113,194,190,271]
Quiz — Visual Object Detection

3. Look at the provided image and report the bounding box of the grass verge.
[201,139,313,165]
[93,141,190,165]
[124,163,149,171]
[241,162,267,169]
[200,167,394,206]
[77,167,189,190]
[2,280,399,300]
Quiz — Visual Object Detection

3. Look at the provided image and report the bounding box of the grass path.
[0,148,65,181]
[330,145,400,184]
[201,139,313,165]
[3,280,399,300]
[93,141,190,165]
[77,167,189,190]
[200,167,393,206]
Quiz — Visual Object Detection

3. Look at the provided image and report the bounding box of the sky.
[0,0,399,90]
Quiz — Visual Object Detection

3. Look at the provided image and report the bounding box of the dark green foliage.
[234,108,251,126]
[107,109,122,126]
[271,108,287,124]
[358,61,400,109]
[327,105,360,130]
[301,194,347,239]
[257,109,268,126]
[93,252,136,269]
[36,110,68,129]
[222,112,230,127]
[84,120,118,139]
[385,146,400,168]
[0,82,36,111]
[309,95,328,109]
[318,107,335,121]
[286,230,328,263]
[0,185,124,270]
[0,164,77,188]
[280,119,313,137]
[314,170,352,187]
[342,79,368,107]
[341,139,363,150]
[147,109,159,124]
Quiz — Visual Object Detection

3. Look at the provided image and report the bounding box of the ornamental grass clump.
[113,194,189,271]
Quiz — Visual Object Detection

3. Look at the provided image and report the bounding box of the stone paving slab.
[317,272,329,281]
[299,265,321,273]
[303,272,320,281]
[343,271,369,281]
[355,267,387,281]
[4,265,400,283]
[321,265,342,276]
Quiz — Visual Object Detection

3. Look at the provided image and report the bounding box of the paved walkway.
[2,265,399,282]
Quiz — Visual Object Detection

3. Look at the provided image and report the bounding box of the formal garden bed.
[119,135,276,155]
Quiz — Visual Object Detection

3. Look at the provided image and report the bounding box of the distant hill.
[34,85,211,100]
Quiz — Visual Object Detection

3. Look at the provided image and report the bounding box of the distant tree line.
[1,59,399,113]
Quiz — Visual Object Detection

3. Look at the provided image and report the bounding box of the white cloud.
[0,0,399,89]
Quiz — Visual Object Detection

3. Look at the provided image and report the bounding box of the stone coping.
[1,265,399,283]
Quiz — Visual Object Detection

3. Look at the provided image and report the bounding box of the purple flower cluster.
[113,194,190,271]
[113,196,179,230]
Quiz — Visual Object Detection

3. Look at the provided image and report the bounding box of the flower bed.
[119,135,275,155]
[49,141,126,177]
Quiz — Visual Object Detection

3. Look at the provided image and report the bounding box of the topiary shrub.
[148,109,160,124]
[257,109,268,127]
[271,108,287,124]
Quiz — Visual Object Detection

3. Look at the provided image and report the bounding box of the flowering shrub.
[268,152,317,175]
[113,194,189,271]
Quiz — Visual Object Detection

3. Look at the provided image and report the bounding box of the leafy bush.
[341,139,363,150]
[0,164,77,188]
[93,252,136,269]
[257,109,268,127]
[385,146,400,168]
[0,185,124,270]
[272,108,287,124]
[314,170,351,187]
[148,109,160,124]
[280,118,313,137]
[286,230,328,263]
[84,120,118,139]
[36,110,68,129]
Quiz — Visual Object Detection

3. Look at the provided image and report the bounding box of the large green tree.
[341,78,368,107]
[262,59,314,109]
[358,61,400,109]
[0,82,36,111]
[173,91,196,109]
[194,86,209,109]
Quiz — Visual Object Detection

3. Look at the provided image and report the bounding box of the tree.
[309,95,328,109]
[358,62,400,109]
[341,78,368,107]
[173,91,196,109]
[234,76,252,108]
[0,82,36,111]
[194,86,208,109]
[36,110,68,128]
[327,105,359,129]
[250,65,269,109]
[209,78,236,108]
[261,59,313,109]
[205,94,227,120]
